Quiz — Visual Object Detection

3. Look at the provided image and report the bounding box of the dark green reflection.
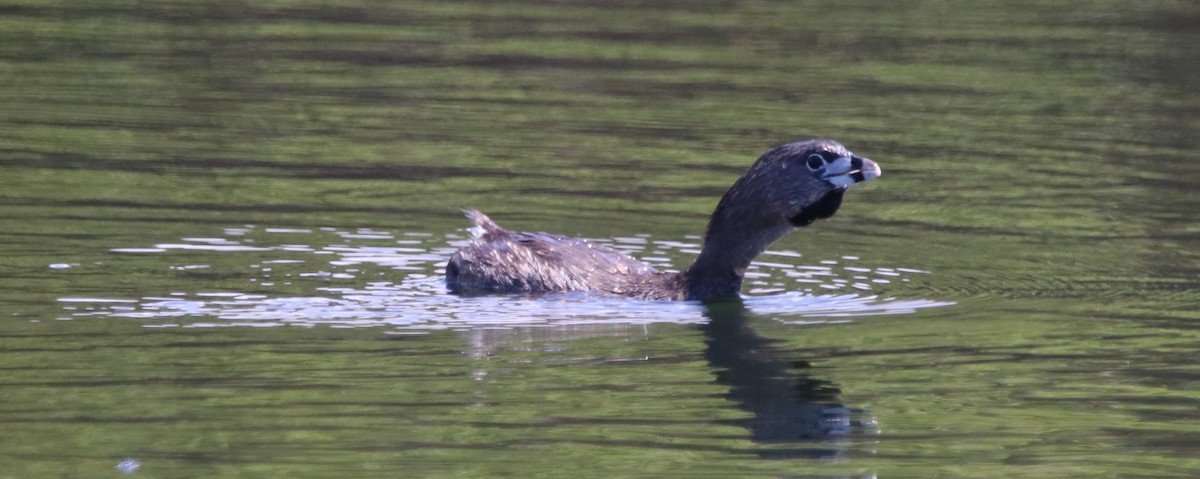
[1,0,1199,477]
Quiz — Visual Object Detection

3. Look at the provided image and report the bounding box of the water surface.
[2,1,1199,478]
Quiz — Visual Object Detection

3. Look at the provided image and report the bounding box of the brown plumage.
[446,140,881,301]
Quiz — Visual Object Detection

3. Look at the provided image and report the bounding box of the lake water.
[2,1,1199,477]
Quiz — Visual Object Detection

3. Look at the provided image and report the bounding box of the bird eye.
[805,154,825,171]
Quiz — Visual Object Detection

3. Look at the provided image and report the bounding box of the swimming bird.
[446,139,881,301]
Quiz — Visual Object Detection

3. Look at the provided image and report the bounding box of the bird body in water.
[446,140,881,301]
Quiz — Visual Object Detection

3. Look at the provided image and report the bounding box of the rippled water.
[2,1,1199,478]
[58,226,950,331]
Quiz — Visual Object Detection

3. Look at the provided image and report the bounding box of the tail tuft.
[462,209,502,237]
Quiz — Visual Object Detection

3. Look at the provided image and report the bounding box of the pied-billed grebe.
[446,139,881,301]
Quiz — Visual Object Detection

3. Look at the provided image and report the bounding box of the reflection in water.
[3,0,1197,476]
[702,300,877,458]
[60,226,952,330]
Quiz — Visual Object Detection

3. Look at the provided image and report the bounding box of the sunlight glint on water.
[60,226,952,330]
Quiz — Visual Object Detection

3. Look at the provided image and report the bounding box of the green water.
[2,1,1199,477]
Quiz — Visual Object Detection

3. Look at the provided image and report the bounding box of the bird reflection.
[701,299,875,457]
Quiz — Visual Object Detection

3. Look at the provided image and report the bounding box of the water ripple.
[60,226,953,331]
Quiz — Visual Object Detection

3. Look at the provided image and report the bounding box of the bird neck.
[682,201,793,301]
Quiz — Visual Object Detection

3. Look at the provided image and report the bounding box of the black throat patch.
[788,189,845,227]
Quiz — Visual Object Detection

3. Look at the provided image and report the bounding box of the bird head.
[746,139,881,227]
